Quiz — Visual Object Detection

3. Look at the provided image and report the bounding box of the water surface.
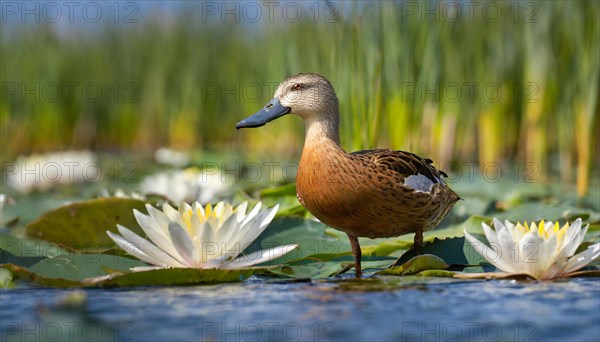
[2,277,599,341]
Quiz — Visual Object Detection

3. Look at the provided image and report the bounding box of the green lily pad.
[29,254,146,281]
[1,233,72,269]
[417,269,455,277]
[0,263,82,288]
[378,254,448,276]
[266,259,349,279]
[1,262,263,288]
[25,198,148,252]
[365,216,489,267]
[85,267,259,287]
[246,217,350,264]
[1,233,70,257]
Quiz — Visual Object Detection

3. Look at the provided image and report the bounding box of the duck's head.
[236,73,339,129]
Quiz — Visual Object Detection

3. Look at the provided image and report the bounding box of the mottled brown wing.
[350,149,447,183]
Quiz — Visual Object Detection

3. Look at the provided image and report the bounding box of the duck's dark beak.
[236,98,291,129]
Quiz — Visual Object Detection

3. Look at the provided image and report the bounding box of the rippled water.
[1,277,599,342]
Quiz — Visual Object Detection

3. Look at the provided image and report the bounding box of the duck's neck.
[304,114,341,148]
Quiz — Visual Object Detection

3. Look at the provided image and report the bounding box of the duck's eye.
[291,84,302,91]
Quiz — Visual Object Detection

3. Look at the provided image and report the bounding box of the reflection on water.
[1,277,599,341]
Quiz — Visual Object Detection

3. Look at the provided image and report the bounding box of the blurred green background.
[1,0,598,195]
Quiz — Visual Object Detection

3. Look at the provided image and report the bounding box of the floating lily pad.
[0,263,82,288]
[29,254,146,281]
[246,217,350,264]
[1,262,264,288]
[266,260,348,279]
[417,269,455,277]
[84,267,259,287]
[1,233,70,258]
[25,198,148,252]
[384,217,489,266]
[378,254,448,276]
[1,233,72,268]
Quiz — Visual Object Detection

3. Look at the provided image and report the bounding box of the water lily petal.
[494,221,519,269]
[235,201,248,222]
[107,231,167,267]
[145,204,171,233]
[198,220,216,245]
[536,232,557,274]
[241,201,262,228]
[511,221,528,243]
[203,255,231,268]
[464,230,516,273]
[179,202,193,216]
[517,231,543,278]
[133,209,180,259]
[116,225,186,268]
[130,266,164,272]
[483,220,502,254]
[162,202,184,225]
[215,213,241,244]
[562,221,588,257]
[500,219,515,242]
[196,220,220,263]
[194,201,206,220]
[543,221,554,233]
[552,222,588,268]
[561,243,600,275]
[223,244,298,269]
[214,201,225,219]
[559,219,583,252]
[168,222,197,267]
[235,205,279,252]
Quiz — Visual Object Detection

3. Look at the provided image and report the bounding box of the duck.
[236,73,460,277]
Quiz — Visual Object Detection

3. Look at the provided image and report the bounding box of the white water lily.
[6,150,97,193]
[107,201,298,269]
[154,147,190,167]
[464,218,600,279]
[139,168,232,204]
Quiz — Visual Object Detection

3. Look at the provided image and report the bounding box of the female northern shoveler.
[236,73,459,277]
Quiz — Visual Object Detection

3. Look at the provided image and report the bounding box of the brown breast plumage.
[296,138,460,238]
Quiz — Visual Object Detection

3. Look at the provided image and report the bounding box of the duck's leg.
[390,229,425,268]
[348,234,362,278]
[414,228,423,255]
